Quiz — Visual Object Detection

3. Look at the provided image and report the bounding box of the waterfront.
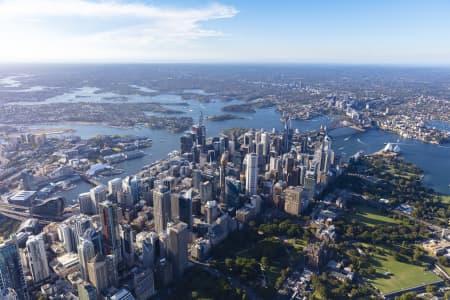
[28,92,449,200]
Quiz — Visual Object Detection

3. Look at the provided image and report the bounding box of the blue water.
[27,92,449,199]
[426,120,450,132]
[330,127,450,194]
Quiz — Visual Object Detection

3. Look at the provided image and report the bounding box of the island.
[206,114,244,121]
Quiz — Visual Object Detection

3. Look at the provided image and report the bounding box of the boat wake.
[357,138,367,145]
[344,136,351,141]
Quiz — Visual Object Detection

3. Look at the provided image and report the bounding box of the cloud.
[0,0,238,62]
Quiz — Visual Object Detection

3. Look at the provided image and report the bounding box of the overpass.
[0,203,67,225]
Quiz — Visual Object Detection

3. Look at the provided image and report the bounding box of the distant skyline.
[1,0,450,65]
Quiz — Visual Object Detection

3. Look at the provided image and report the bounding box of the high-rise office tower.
[83,228,104,256]
[78,238,96,281]
[77,282,97,300]
[153,185,171,234]
[120,224,135,267]
[105,254,118,287]
[180,133,194,155]
[225,176,241,208]
[90,185,107,211]
[59,215,92,254]
[26,234,49,284]
[192,170,202,191]
[79,192,96,215]
[219,152,228,204]
[0,240,28,300]
[122,176,140,205]
[167,222,188,278]
[199,181,212,204]
[107,178,122,203]
[204,200,218,224]
[132,268,156,300]
[261,131,271,156]
[87,255,109,296]
[141,236,154,269]
[72,215,93,245]
[172,190,193,230]
[98,201,121,262]
[284,186,304,216]
[58,223,76,253]
[245,153,258,196]
[196,113,206,151]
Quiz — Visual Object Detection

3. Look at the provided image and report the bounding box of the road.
[392,209,444,233]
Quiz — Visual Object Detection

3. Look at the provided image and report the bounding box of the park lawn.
[351,204,402,227]
[368,248,440,294]
[440,195,450,204]
[285,238,307,251]
[386,165,416,179]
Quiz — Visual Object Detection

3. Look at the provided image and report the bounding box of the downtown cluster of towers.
[0,115,339,300]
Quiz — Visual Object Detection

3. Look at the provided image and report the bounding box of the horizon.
[2,62,450,68]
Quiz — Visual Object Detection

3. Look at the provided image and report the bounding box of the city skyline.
[1,0,450,65]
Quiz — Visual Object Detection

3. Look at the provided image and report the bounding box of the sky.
[0,0,450,64]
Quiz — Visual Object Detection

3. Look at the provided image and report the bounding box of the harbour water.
[26,91,449,201]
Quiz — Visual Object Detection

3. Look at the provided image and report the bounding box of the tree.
[395,292,417,300]
[413,248,422,261]
[225,258,233,270]
[261,256,269,269]
[425,285,438,294]
[444,291,450,300]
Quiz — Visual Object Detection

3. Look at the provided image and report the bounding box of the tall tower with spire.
[196,112,206,151]
[219,151,228,204]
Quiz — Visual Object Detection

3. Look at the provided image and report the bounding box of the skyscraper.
[205,200,218,224]
[98,201,121,261]
[199,181,212,204]
[90,185,107,212]
[122,176,140,205]
[153,185,171,234]
[261,131,271,157]
[167,222,188,278]
[87,254,109,296]
[120,224,135,267]
[180,133,194,155]
[219,152,228,204]
[196,112,206,151]
[107,178,122,203]
[26,234,49,284]
[225,176,241,208]
[58,223,76,253]
[79,192,96,215]
[175,190,193,230]
[78,238,96,281]
[132,268,155,300]
[0,240,28,300]
[141,236,154,269]
[77,281,97,300]
[245,153,258,196]
[284,186,304,216]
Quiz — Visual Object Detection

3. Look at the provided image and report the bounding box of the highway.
[0,203,66,225]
